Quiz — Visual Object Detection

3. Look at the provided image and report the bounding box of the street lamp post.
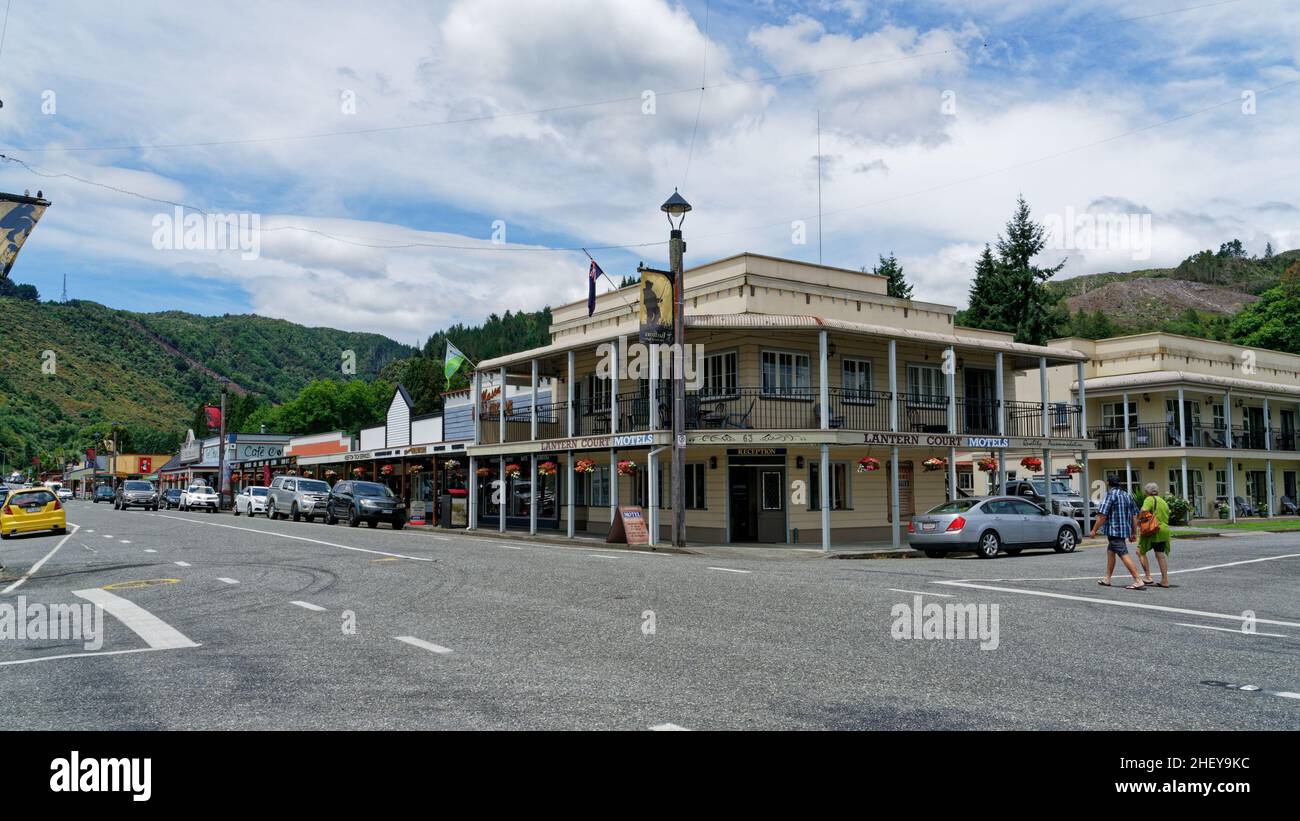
[661,190,692,548]
[110,422,120,491]
[217,378,229,511]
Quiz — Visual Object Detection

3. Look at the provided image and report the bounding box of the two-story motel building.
[461,253,1094,548]
[1021,333,1300,522]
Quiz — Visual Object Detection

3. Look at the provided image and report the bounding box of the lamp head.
[660,189,692,229]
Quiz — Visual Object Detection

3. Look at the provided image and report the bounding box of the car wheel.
[233,504,240,516]
[1054,527,1078,554]
[347,507,360,527]
[291,504,300,523]
[975,530,1001,559]
[326,507,338,526]
[366,520,378,528]
[924,550,944,558]
[268,501,277,520]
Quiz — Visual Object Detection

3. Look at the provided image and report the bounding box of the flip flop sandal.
[1125,584,1146,590]
[1097,580,1112,587]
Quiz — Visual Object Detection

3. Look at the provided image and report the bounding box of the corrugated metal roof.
[1074,370,1300,398]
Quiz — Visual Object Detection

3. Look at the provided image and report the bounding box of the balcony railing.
[474,387,1084,441]
[1089,422,1289,451]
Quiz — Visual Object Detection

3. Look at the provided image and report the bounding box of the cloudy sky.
[1,0,1297,343]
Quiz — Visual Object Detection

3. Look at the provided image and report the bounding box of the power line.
[0,0,11,65]
[0,0,1242,155]
[680,0,709,189]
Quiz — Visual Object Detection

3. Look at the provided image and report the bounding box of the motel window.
[1212,404,1226,431]
[591,466,611,507]
[1101,402,1138,430]
[1052,402,1070,429]
[842,358,873,402]
[1105,469,1142,495]
[701,351,738,398]
[958,470,974,492]
[761,350,811,396]
[809,461,850,511]
[1215,470,1227,501]
[657,463,705,509]
[906,364,946,405]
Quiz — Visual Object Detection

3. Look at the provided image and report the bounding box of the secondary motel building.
[1022,332,1300,522]
[462,253,1096,548]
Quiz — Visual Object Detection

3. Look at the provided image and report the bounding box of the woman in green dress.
[1137,482,1172,587]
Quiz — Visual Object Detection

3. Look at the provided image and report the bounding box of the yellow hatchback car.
[0,486,68,539]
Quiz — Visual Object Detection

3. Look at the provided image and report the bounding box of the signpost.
[607,506,650,546]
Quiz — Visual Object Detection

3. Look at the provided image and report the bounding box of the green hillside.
[0,297,415,470]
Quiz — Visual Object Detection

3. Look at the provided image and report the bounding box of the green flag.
[445,341,468,381]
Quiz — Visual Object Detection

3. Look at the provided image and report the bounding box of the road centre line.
[72,587,200,650]
[1,523,80,594]
[1174,622,1289,638]
[216,578,239,585]
[151,513,433,562]
[394,636,453,655]
[290,601,326,611]
[0,646,182,667]
[888,588,951,597]
[650,723,690,731]
[174,561,191,567]
[935,580,1300,628]
[707,567,752,574]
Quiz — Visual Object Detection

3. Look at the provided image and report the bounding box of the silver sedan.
[907,496,1083,559]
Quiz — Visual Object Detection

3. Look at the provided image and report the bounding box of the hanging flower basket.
[408,464,423,474]
[285,469,297,476]
[230,472,242,482]
[857,456,881,473]
[504,463,523,479]
[476,467,494,478]
[574,458,597,474]
[1065,463,1083,475]
[1020,456,1043,472]
[300,470,314,478]
[538,460,558,477]
[616,459,637,476]
[977,457,999,473]
[443,459,461,471]
[325,469,338,479]
[922,457,947,472]
[381,464,394,476]
[352,467,367,478]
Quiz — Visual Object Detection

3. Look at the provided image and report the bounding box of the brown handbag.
[1137,507,1160,537]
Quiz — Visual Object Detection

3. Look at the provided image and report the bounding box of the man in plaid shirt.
[1091,475,1146,589]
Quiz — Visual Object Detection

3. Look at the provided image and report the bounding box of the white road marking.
[290,600,326,611]
[588,554,620,560]
[1276,692,1300,700]
[216,578,239,585]
[936,580,1300,628]
[142,548,155,553]
[120,540,132,544]
[494,544,524,550]
[1174,622,1288,638]
[152,513,433,562]
[707,566,751,574]
[967,552,1300,584]
[394,636,453,655]
[85,529,94,533]
[0,646,183,667]
[1,523,80,594]
[102,534,113,539]
[174,561,191,567]
[649,723,689,731]
[72,588,199,650]
[889,588,953,597]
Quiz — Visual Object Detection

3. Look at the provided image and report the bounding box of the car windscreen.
[124,481,153,491]
[1030,479,1074,495]
[298,480,330,493]
[353,482,395,498]
[926,499,980,514]
[250,488,268,496]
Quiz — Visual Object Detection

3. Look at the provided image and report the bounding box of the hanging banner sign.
[0,192,51,278]
[637,265,674,345]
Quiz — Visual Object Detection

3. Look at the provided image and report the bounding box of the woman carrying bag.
[1136,482,1172,588]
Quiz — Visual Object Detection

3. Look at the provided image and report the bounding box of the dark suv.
[93,485,116,503]
[327,481,406,529]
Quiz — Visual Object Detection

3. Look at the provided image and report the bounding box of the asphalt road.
[1,500,1296,730]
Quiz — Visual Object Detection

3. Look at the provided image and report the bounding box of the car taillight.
[52,500,62,510]
[946,515,966,532]
[907,521,915,533]
[2,506,11,516]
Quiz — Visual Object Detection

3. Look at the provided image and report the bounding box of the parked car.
[266,476,332,522]
[180,482,219,512]
[57,487,73,502]
[160,488,182,509]
[326,480,405,529]
[1,486,67,539]
[116,480,160,511]
[997,478,1097,522]
[908,496,1083,559]
[93,485,116,503]
[234,485,270,517]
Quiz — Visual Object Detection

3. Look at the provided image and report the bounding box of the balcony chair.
[1280,496,1298,515]
[722,400,756,429]
[812,402,845,429]
[1234,496,1259,517]
[1133,427,1151,447]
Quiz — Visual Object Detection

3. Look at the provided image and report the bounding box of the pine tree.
[871,252,912,300]
[992,196,1065,345]
[1264,241,1274,259]
[960,244,1007,331]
